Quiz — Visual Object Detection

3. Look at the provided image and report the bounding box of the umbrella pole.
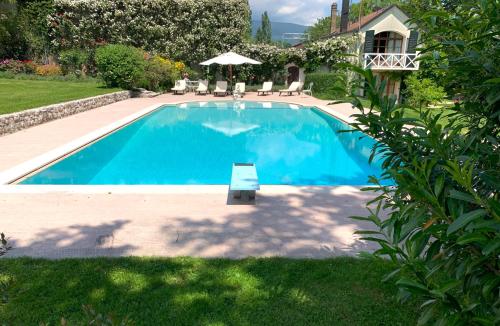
[229,64,233,93]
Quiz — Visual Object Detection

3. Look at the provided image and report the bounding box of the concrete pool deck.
[0,92,381,259]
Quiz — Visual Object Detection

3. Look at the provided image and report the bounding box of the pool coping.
[0,99,356,191]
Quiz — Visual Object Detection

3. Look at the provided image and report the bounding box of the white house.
[329,2,419,100]
[293,2,419,100]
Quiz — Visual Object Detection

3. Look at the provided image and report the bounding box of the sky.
[249,0,349,26]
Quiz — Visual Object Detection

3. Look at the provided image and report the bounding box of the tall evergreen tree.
[255,11,272,44]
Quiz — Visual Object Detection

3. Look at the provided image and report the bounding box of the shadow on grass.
[0,256,418,325]
[0,188,417,324]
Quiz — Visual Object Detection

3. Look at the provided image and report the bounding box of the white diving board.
[230,163,260,200]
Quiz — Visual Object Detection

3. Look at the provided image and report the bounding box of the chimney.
[340,0,349,33]
[330,3,337,34]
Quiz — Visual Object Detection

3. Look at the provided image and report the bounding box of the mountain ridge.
[251,20,310,42]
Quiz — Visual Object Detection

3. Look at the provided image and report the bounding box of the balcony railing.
[363,53,419,70]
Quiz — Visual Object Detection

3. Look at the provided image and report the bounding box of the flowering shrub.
[231,37,354,83]
[141,55,180,91]
[49,0,250,63]
[305,36,358,72]
[0,59,37,74]
[35,64,62,76]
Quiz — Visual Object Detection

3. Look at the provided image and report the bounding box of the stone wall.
[0,91,132,136]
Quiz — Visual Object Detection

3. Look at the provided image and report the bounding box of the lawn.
[0,257,419,325]
[0,78,121,115]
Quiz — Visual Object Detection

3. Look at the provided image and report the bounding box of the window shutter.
[364,30,375,53]
[406,31,419,53]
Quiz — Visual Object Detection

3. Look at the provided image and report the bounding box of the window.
[374,32,404,53]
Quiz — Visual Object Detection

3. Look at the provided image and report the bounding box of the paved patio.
[0,92,380,259]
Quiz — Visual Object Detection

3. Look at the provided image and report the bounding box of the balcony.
[363,53,419,71]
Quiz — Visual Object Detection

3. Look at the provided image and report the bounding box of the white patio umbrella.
[200,51,261,91]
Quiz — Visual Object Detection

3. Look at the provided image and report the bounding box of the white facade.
[338,6,419,100]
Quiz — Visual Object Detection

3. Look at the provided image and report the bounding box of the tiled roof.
[333,7,388,34]
[293,5,408,48]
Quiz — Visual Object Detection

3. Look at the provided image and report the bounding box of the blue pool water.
[21,101,387,185]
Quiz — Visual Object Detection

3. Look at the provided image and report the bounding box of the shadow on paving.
[163,187,381,258]
[6,219,134,258]
[4,187,381,258]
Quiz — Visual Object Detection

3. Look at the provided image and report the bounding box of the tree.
[18,0,54,61]
[0,0,29,59]
[255,11,272,44]
[307,16,334,41]
[350,0,403,22]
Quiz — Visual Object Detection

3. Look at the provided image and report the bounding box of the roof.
[293,5,410,48]
[330,5,410,36]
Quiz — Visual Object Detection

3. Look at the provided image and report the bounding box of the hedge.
[304,72,348,100]
[49,0,250,63]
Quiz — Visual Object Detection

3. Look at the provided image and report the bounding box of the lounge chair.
[213,81,228,97]
[279,81,302,96]
[234,82,245,96]
[171,80,187,94]
[257,82,273,96]
[195,80,209,95]
[302,82,313,96]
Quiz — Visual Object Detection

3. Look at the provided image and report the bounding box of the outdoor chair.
[195,80,209,95]
[303,82,313,96]
[171,80,187,94]
[213,81,228,96]
[279,81,302,96]
[234,82,246,96]
[257,82,273,95]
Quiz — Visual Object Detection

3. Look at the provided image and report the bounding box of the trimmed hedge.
[49,0,250,63]
[304,72,348,100]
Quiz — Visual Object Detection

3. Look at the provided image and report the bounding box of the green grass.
[0,257,419,325]
[0,78,121,115]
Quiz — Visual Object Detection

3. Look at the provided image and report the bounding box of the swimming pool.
[20,101,386,185]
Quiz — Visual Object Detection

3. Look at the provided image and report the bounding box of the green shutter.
[364,30,375,53]
[406,31,419,53]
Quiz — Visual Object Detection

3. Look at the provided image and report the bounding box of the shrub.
[59,49,89,76]
[304,36,357,72]
[304,72,348,100]
[141,55,179,91]
[95,44,145,89]
[0,59,36,74]
[404,74,446,108]
[35,64,62,76]
[345,1,499,324]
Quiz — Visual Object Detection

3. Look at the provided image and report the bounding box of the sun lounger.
[171,80,187,94]
[279,81,303,96]
[195,80,209,95]
[257,82,273,96]
[213,81,228,96]
[303,82,313,96]
[230,163,259,201]
[234,82,246,96]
